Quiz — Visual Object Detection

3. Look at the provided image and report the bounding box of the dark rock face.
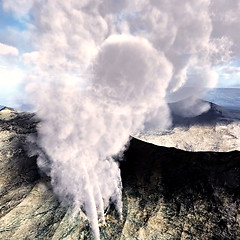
[121,138,240,239]
[0,109,240,239]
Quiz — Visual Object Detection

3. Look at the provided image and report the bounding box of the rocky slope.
[137,103,240,152]
[0,107,240,239]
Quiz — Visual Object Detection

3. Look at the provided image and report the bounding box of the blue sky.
[215,61,240,88]
[0,3,239,109]
[0,4,25,31]
[0,3,30,108]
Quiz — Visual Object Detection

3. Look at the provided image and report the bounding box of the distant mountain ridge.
[203,88,240,110]
[137,101,240,152]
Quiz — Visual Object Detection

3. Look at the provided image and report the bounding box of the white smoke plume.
[2,0,240,239]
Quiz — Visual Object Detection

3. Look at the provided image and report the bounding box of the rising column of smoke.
[25,34,173,239]
[3,0,240,239]
[19,2,173,239]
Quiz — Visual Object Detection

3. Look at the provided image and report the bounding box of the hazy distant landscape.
[203,88,240,110]
[1,88,239,113]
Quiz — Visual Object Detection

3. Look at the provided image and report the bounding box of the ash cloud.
[2,0,240,239]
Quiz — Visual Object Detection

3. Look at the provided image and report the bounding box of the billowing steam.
[2,0,240,239]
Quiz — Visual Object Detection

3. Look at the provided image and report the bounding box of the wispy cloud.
[0,42,19,56]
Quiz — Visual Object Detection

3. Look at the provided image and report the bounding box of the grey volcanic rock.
[0,107,240,239]
[122,138,240,240]
[137,103,240,152]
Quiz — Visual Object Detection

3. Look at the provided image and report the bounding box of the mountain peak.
[136,102,240,152]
